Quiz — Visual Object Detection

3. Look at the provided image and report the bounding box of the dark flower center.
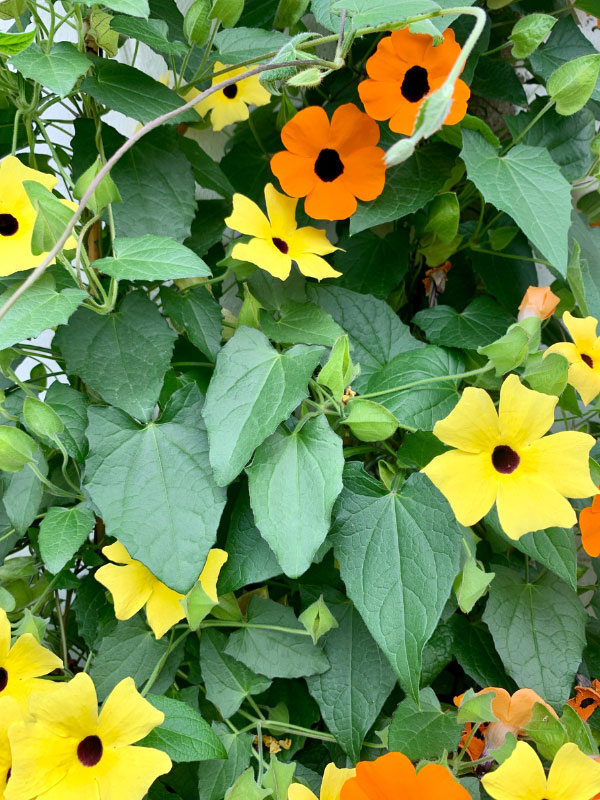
[314,148,344,182]
[580,697,596,708]
[401,65,430,103]
[0,668,7,692]
[0,214,18,237]
[77,735,103,767]
[222,84,238,99]
[491,445,520,475]
[272,237,289,254]
[582,353,594,368]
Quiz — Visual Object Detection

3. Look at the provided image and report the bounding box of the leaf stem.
[358,363,495,400]
[500,99,555,156]
[199,619,312,636]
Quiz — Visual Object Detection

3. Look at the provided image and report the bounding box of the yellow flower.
[0,696,21,800]
[5,672,172,800]
[95,542,228,639]
[545,311,600,405]
[225,183,341,281]
[288,763,356,800]
[185,61,271,131]
[481,741,600,800]
[421,373,597,539]
[0,156,77,276]
[0,608,62,710]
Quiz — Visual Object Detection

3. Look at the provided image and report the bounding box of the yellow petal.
[288,785,318,800]
[93,744,171,800]
[232,238,292,280]
[102,541,134,566]
[498,374,556,446]
[546,742,600,800]
[199,548,228,603]
[544,341,578,364]
[0,156,57,194]
[264,183,298,239]
[27,672,98,739]
[496,473,576,539]
[562,310,599,352]
[523,431,597,498]
[237,72,272,106]
[225,193,271,239]
[0,695,22,774]
[0,609,10,663]
[145,581,186,639]
[567,360,600,405]
[481,741,547,800]
[294,253,342,280]
[210,98,249,131]
[27,761,100,800]
[95,562,154,622]
[320,763,356,800]
[5,633,62,680]
[288,225,339,257]
[5,721,76,800]
[431,386,500,453]
[98,677,165,748]
[421,450,497,527]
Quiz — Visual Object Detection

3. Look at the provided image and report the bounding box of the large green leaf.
[0,274,86,351]
[330,229,409,299]
[259,301,343,347]
[10,43,90,96]
[110,15,188,55]
[176,137,234,198]
[224,596,329,679]
[331,465,464,698]
[44,383,89,462]
[306,601,397,761]
[331,0,439,28]
[451,616,517,691]
[413,297,513,349]
[307,285,423,390]
[142,694,227,762]
[246,416,343,578]
[461,130,572,275]
[38,503,95,574]
[388,688,462,760]
[197,725,253,800]
[364,346,463,431]
[75,0,149,15]
[199,628,272,718]
[93,236,210,281]
[84,385,227,592]
[160,285,222,361]
[214,27,289,62]
[204,326,323,486]
[349,144,456,234]
[56,292,176,422]
[482,567,587,707]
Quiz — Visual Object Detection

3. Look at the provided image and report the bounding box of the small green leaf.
[424,192,460,243]
[10,42,90,96]
[344,398,398,443]
[23,181,75,255]
[225,769,270,800]
[511,14,556,59]
[456,688,498,725]
[183,0,211,45]
[547,55,600,116]
[523,702,567,759]
[142,694,227,762]
[38,504,95,574]
[111,15,188,55]
[521,351,568,396]
[260,300,343,347]
[211,0,244,27]
[388,688,462,760]
[0,426,37,472]
[74,0,149,15]
[23,396,64,439]
[454,555,495,614]
[160,285,222,361]
[182,582,217,629]
[88,7,119,57]
[73,157,121,214]
[0,30,34,56]
[93,236,210,281]
[478,317,541,375]
[561,704,598,754]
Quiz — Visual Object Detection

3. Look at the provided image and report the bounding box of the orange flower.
[458,721,488,762]
[339,752,470,800]
[580,490,600,557]
[358,28,470,136]
[568,679,600,721]
[517,285,560,322]
[270,104,386,221]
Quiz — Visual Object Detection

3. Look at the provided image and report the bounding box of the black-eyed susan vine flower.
[0,156,77,276]
[95,542,228,639]
[270,104,386,221]
[545,311,600,405]
[481,740,600,800]
[225,182,341,281]
[5,673,171,800]
[185,61,271,131]
[289,763,355,800]
[0,696,20,800]
[422,374,597,538]
[358,28,471,136]
[0,608,62,710]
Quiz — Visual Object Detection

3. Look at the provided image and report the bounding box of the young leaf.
[73,157,121,214]
[259,300,343,347]
[388,688,462,760]
[547,54,600,116]
[510,14,556,59]
[225,769,270,800]
[38,504,95,574]
[197,724,253,800]
[10,42,90,97]
[0,426,37,472]
[344,398,398,443]
[93,236,210,282]
[0,30,34,56]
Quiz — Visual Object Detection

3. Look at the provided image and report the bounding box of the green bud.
[345,398,398,442]
[30,363,48,389]
[478,317,541,375]
[298,595,338,644]
[211,0,244,28]
[0,426,37,472]
[510,14,556,59]
[182,582,217,630]
[547,54,600,116]
[13,608,48,641]
[237,284,263,329]
[318,334,356,400]
[287,67,326,87]
[384,138,415,166]
[24,181,75,255]
[424,192,459,243]
[184,0,211,46]
[74,157,121,215]
[23,396,64,439]
[453,555,494,613]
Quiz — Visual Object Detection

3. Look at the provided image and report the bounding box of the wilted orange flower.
[358,28,470,136]
[568,679,600,721]
[339,752,470,800]
[580,490,600,557]
[458,721,488,761]
[270,104,386,221]
[423,260,451,303]
[517,285,560,322]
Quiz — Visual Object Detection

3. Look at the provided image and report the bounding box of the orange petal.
[390,27,432,65]
[270,151,317,198]
[280,106,330,157]
[366,35,407,80]
[581,505,600,557]
[422,27,463,77]
[358,78,404,121]
[444,78,471,126]
[354,752,417,798]
[340,146,386,202]
[507,689,557,729]
[304,180,356,221]
[389,98,421,135]
[416,764,471,799]
[329,103,380,154]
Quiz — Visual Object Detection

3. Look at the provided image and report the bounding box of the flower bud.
[517,285,559,321]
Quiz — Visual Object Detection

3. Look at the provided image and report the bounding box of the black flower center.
[314,148,344,182]
[77,735,103,767]
[0,668,7,693]
[222,84,238,99]
[580,697,596,709]
[272,237,289,254]
[401,65,430,103]
[582,353,594,368]
[0,214,18,237]
[491,445,520,475]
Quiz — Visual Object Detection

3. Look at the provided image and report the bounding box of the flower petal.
[288,785,319,800]
[93,744,171,800]
[444,78,470,126]
[199,548,228,603]
[415,764,471,799]
[5,721,76,800]
[496,473,576,539]
[390,27,432,65]
[304,180,357,221]
[580,505,600,557]
[236,73,271,106]
[232,238,292,280]
[294,253,342,280]
[348,752,416,800]
[5,633,62,680]
[225,193,271,238]
[270,151,318,198]
[544,341,579,363]
[358,78,404,121]
[432,386,500,452]
[145,581,186,639]
[497,374,556,446]
[210,98,249,131]
[547,743,600,800]
[523,431,597,498]
[0,609,10,663]
[567,360,600,405]
[340,146,386,202]
[422,450,497,527]
[562,310,599,352]
[389,98,422,136]
[26,673,98,739]
[281,106,330,157]
[481,741,547,800]
[94,562,154,622]
[366,34,407,80]
[288,226,338,258]
[321,763,356,800]
[102,541,134,566]
[263,183,298,239]
[504,689,556,729]
[98,677,165,748]
[329,103,380,154]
